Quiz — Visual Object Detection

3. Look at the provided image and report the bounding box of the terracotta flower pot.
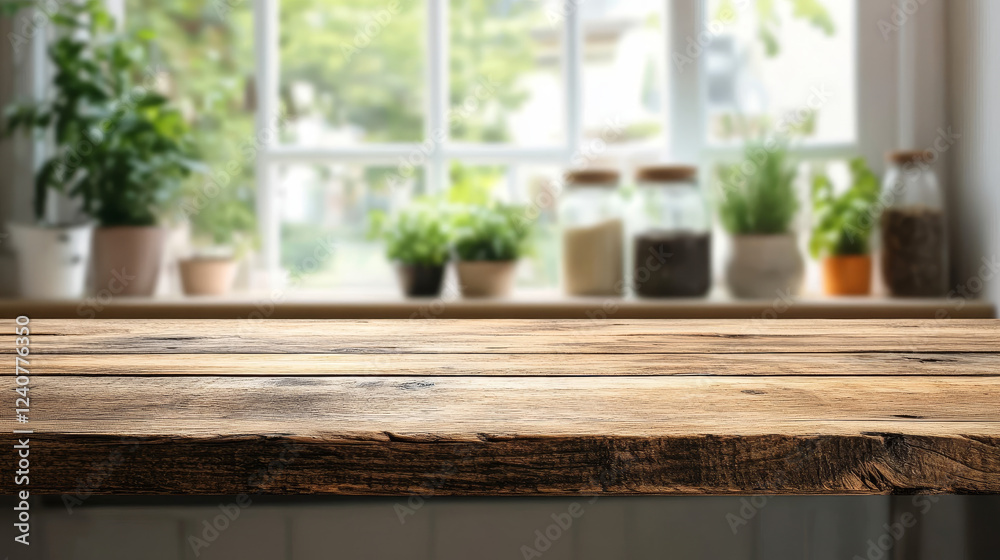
[822,255,872,296]
[396,263,446,298]
[456,260,518,298]
[180,257,239,296]
[92,226,167,297]
[725,234,804,299]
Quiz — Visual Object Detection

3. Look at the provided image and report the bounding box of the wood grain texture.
[4,319,1000,354]
[29,352,1000,376]
[10,376,1000,436]
[1,318,999,496]
[12,434,999,496]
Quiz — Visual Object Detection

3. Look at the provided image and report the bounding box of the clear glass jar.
[631,165,712,298]
[559,170,624,296]
[880,151,948,297]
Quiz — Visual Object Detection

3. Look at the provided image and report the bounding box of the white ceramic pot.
[726,234,804,299]
[8,223,93,299]
[455,260,518,298]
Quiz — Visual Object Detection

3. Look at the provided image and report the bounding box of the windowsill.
[1,292,994,320]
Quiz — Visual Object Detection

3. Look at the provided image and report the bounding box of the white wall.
[0,14,37,297]
[948,0,1000,308]
[855,0,906,177]
[845,0,997,309]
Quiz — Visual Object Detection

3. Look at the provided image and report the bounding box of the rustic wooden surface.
[2,319,999,496]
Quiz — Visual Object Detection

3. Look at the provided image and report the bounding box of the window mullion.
[668,0,704,164]
[896,4,917,149]
[564,0,582,161]
[254,0,280,282]
[427,0,448,194]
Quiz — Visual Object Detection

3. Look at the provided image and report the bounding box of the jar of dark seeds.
[631,166,712,298]
[880,151,948,297]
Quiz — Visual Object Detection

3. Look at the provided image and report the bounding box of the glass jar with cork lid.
[880,151,948,297]
[559,170,624,296]
[631,165,712,298]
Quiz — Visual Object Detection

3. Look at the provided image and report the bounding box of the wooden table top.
[2,318,999,496]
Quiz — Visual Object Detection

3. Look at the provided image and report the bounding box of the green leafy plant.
[442,162,534,261]
[2,0,201,226]
[809,157,881,258]
[182,182,258,259]
[452,204,533,262]
[716,141,799,235]
[368,200,452,267]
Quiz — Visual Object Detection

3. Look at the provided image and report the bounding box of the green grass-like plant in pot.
[3,0,201,297]
[369,199,453,298]
[810,157,881,296]
[716,141,804,299]
[452,203,533,298]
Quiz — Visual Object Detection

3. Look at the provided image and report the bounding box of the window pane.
[278,164,426,292]
[449,0,565,146]
[581,1,668,148]
[279,0,427,145]
[703,0,856,145]
[125,0,256,201]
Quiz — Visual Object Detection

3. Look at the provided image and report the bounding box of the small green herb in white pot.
[717,141,803,299]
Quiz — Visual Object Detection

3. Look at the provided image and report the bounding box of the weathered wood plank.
[6,376,1000,438]
[28,352,1000,376]
[3,319,999,354]
[6,433,999,496]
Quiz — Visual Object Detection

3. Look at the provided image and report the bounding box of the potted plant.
[717,141,803,299]
[368,200,452,298]
[178,182,258,296]
[3,222,92,300]
[452,204,532,298]
[1,0,100,299]
[809,157,881,296]
[4,0,200,298]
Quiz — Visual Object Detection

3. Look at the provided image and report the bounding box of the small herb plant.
[2,0,201,226]
[809,157,881,258]
[716,141,799,235]
[452,204,533,262]
[182,181,258,259]
[369,200,453,267]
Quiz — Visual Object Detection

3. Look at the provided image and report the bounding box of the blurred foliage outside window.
[125,0,257,253]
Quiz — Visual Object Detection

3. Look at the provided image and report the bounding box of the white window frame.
[246,0,883,285]
[25,0,904,286]
[252,0,673,283]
